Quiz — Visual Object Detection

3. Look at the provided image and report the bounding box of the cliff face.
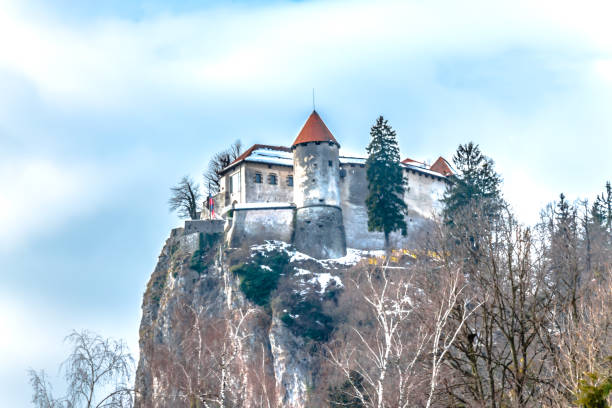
[134,227,359,407]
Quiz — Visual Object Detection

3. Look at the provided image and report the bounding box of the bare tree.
[545,265,612,406]
[29,330,134,408]
[438,206,567,407]
[203,140,242,196]
[327,265,429,408]
[424,268,483,408]
[151,302,266,408]
[169,176,201,220]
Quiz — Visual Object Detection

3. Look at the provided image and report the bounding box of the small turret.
[292,111,346,258]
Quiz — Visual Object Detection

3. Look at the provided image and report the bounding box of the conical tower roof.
[292,111,339,148]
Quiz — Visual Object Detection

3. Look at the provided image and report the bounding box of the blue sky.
[1,0,612,405]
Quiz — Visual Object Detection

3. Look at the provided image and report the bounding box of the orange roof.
[430,156,454,176]
[292,111,339,147]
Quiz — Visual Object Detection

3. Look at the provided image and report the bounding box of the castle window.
[328,160,332,167]
[254,173,262,183]
[268,174,277,185]
[287,175,293,186]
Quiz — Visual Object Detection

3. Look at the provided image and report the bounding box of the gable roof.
[292,110,339,147]
[429,156,454,176]
[223,144,291,174]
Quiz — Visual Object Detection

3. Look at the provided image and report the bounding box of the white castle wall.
[293,142,346,258]
[227,204,295,248]
[339,163,447,250]
[293,142,341,208]
[221,149,449,255]
[244,163,294,203]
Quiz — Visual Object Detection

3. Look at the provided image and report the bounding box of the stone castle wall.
[227,204,295,248]
[218,154,449,255]
[244,162,294,203]
[293,142,341,207]
[338,163,447,250]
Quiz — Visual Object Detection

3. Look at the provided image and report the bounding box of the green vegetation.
[442,142,503,225]
[281,296,334,342]
[232,251,290,306]
[365,115,408,252]
[576,360,612,408]
[190,232,221,275]
[232,250,336,341]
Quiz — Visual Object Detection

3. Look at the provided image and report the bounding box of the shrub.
[232,251,290,306]
[576,370,612,408]
[281,296,334,342]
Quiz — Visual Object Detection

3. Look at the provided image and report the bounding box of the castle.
[200,111,453,259]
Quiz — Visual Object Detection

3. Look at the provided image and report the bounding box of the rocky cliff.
[134,226,364,407]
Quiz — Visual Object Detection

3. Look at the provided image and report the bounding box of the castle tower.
[292,111,346,258]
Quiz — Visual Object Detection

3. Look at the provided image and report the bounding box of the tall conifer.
[365,116,408,252]
[442,142,503,224]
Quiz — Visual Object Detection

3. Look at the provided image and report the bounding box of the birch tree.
[424,268,483,408]
[152,303,264,408]
[329,265,429,408]
[29,331,134,408]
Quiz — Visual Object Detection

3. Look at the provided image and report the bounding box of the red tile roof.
[430,156,454,176]
[226,144,291,169]
[292,111,339,147]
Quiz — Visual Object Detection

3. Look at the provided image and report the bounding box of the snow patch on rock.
[309,273,343,294]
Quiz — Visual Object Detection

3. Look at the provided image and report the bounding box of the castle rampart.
[226,203,295,248]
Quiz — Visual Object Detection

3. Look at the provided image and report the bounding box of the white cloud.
[0,158,99,250]
[0,150,156,252]
[1,0,612,110]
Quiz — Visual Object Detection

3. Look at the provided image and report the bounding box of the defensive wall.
[225,203,295,248]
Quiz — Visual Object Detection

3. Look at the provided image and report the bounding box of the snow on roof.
[244,148,293,166]
[223,144,291,173]
[339,156,366,165]
[402,162,449,178]
[223,144,451,178]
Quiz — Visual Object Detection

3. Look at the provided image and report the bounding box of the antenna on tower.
[312,88,315,111]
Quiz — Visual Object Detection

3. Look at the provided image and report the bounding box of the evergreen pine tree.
[593,181,612,232]
[442,142,503,224]
[365,116,408,253]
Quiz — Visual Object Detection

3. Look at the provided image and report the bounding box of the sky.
[1,0,611,405]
